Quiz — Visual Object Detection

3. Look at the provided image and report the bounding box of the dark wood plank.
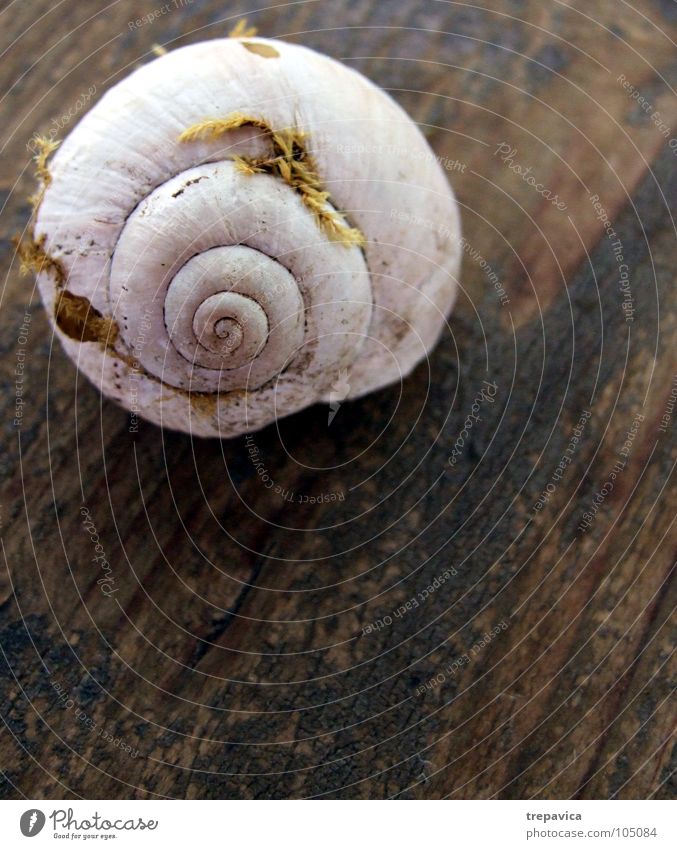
[0,0,675,799]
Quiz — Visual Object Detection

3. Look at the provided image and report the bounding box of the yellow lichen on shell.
[179,112,366,247]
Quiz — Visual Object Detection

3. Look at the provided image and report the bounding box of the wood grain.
[0,0,675,799]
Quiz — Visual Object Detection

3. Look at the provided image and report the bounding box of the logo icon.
[327,369,351,426]
[20,809,46,837]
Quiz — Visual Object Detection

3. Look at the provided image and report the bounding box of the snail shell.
[33,36,461,437]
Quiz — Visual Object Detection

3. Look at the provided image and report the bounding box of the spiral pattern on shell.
[33,36,461,437]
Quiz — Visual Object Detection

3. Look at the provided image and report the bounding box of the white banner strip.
[1,799,674,848]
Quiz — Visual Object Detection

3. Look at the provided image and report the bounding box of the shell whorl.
[111,159,370,394]
[33,37,461,437]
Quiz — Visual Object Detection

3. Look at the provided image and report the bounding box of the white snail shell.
[33,36,461,437]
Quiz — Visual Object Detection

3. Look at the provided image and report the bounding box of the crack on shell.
[171,175,208,198]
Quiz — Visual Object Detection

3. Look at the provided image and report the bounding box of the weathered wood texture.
[0,0,675,799]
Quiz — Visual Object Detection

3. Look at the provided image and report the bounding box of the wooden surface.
[1,0,675,800]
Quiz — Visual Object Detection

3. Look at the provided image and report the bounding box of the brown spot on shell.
[55,290,118,346]
[241,41,280,58]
